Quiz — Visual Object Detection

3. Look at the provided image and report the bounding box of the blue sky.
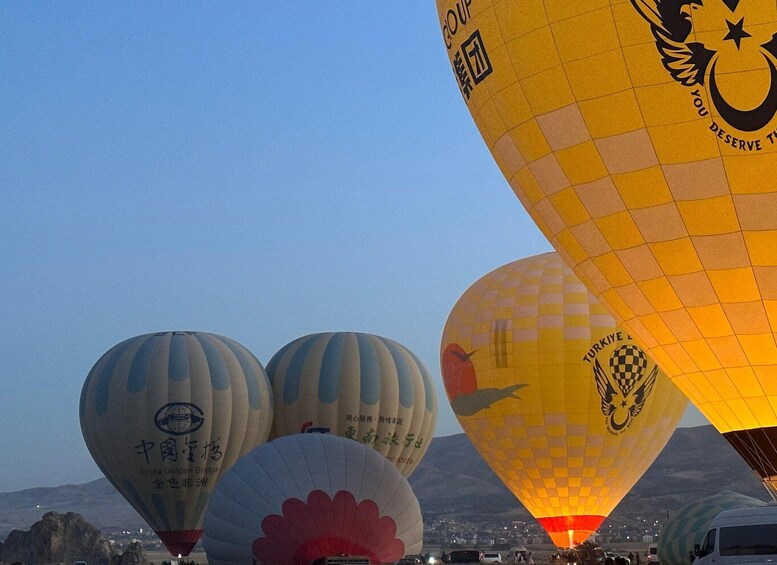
[0,4,707,492]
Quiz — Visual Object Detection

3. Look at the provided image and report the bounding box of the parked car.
[483,553,503,564]
[605,553,630,565]
[448,550,485,564]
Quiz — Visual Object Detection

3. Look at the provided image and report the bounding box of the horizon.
[1,422,717,495]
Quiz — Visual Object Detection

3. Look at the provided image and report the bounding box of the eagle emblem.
[631,0,777,132]
[593,344,657,434]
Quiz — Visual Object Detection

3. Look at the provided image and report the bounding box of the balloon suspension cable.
[762,475,777,501]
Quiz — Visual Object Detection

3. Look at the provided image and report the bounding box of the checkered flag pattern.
[609,344,647,396]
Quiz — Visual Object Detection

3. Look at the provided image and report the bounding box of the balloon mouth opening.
[536,515,605,548]
[722,427,777,501]
[157,529,202,557]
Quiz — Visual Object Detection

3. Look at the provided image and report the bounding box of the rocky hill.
[0,511,114,565]
[0,479,148,537]
[108,541,150,565]
[0,425,770,537]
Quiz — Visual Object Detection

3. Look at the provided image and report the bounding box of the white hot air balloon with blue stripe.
[265,332,437,476]
[79,331,273,557]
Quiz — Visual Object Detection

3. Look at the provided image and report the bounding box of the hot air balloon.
[436,0,777,498]
[202,433,423,565]
[79,331,274,556]
[265,332,436,476]
[660,491,766,565]
[441,253,687,548]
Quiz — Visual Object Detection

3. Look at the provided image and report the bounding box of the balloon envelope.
[659,491,766,565]
[80,331,274,556]
[436,0,777,496]
[441,253,687,547]
[265,332,437,476]
[202,433,423,565]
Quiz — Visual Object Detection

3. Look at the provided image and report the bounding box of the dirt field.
[143,540,652,564]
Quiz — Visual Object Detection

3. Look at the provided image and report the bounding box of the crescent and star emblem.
[632,0,777,132]
[593,345,657,434]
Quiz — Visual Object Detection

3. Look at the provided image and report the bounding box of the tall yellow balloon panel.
[441,253,687,548]
[436,0,777,495]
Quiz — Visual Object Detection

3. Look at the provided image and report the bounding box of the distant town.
[100,514,661,557]
[421,516,659,548]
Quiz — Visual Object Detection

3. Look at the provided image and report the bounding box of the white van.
[694,503,777,565]
[646,544,658,564]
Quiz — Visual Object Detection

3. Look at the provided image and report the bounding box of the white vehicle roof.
[713,502,777,526]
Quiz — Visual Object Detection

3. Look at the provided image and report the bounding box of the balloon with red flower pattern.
[202,433,423,565]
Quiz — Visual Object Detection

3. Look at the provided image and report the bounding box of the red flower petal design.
[252,490,405,565]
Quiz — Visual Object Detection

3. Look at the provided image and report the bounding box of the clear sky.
[0,3,708,492]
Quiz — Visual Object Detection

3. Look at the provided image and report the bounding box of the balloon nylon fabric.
[266,332,437,476]
[80,331,273,556]
[441,253,687,547]
[435,0,777,495]
[202,433,423,565]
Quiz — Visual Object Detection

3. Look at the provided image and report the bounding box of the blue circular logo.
[155,402,205,435]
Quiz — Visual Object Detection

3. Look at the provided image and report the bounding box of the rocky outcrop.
[0,511,114,565]
[108,541,149,565]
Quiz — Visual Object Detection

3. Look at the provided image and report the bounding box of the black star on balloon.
[724,17,751,49]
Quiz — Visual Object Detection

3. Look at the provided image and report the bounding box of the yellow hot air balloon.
[80,331,274,556]
[437,0,777,497]
[441,253,687,548]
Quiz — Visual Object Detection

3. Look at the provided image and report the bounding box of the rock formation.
[108,541,149,565]
[0,511,114,565]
